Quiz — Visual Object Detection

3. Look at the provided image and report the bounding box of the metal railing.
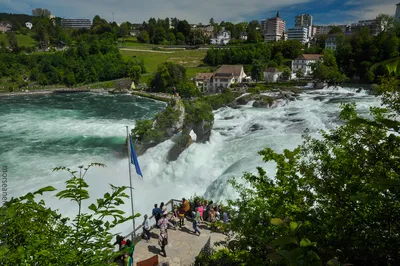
[124,199,183,241]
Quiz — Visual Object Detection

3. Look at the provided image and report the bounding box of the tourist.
[192,207,201,235]
[209,207,216,222]
[113,235,124,251]
[142,214,151,242]
[182,198,190,218]
[158,210,169,257]
[160,202,165,211]
[222,210,229,224]
[215,207,220,221]
[152,204,161,228]
[124,253,133,266]
[178,203,185,227]
[203,200,208,220]
[198,202,204,224]
[172,206,179,227]
[124,239,135,262]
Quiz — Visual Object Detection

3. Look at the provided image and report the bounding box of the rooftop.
[196,73,214,80]
[215,65,243,77]
[295,54,323,60]
[264,67,281,73]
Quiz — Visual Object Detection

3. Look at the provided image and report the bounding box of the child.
[124,253,132,266]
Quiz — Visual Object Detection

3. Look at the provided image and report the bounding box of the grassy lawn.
[0,33,37,47]
[121,48,210,85]
[121,49,207,73]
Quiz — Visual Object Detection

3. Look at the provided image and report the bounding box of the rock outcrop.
[192,119,214,143]
[167,133,193,161]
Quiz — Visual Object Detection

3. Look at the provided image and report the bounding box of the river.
[0,87,381,235]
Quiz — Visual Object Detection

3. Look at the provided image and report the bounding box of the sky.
[0,0,398,27]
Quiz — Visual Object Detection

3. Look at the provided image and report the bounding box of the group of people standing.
[142,198,229,258]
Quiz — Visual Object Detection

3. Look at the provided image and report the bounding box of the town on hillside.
[0,5,398,93]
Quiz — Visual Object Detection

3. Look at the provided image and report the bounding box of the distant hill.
[0,13,33,25]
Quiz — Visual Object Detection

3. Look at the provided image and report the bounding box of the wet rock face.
[167,134,193,161]
[192,120,214,143]
[249,124,264,132]
[252,100,271,108]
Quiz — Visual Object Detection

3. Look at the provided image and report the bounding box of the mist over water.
[0,87,381,235]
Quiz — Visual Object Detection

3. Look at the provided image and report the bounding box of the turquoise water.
[0,93,165,195]
[0,87,381,236]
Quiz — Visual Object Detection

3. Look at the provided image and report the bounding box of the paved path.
[120,48,175,54]
[133,223,226,266]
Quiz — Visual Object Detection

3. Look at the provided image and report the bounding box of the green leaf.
[270,218,284,226]
[88,204,97,212]
[300,238,317,247]
[287,247,304,261]
[34,186,57,195]
[272,236,298,246]
[266,252,282,261]
[290,221,298,232]
[17,246,25,254]
[327,258,340,266]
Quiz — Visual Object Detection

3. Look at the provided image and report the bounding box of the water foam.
[0,88,382,236]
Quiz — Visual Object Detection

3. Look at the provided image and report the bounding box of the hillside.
[0,13,33,25]
[0,33,36,47]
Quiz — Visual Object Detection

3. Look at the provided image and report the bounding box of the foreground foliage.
[0,163,138,265]
[197,77,400,265]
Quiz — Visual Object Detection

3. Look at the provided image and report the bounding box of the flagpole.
[126,126,136,239]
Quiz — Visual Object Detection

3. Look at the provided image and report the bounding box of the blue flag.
[129,134,143,178]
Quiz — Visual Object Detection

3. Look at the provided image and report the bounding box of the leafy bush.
[203,89,239,110]
[0,164,138,265]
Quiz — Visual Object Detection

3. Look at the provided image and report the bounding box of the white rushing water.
[1,87,381,236]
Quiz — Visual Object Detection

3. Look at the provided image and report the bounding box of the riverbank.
[131,90,172,102]
[0,88,112,97]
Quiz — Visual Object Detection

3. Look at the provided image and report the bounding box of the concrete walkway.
[133,223,226,266]
[120,48,175,54]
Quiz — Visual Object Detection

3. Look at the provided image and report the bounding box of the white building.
[325,34,340,50]
[239,32,248,41]
[195,73,214,93]
[264,67,282,83]
[212,65,246,93]
[25,22,33,29]
[396,3,400,22]
[210,28,231,45]
[295,14,312,38]
[287,27,309,44]
[292,54,323,75]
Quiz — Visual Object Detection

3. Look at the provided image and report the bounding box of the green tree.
[167,32,176,44]
[150,62,187,92]
[176,32,185,45]
[251,59,264,82]
[6,31,19,52]
[201,76,400,265]
[312,49,347,83]
[178,81,199,98]
[154,27,166,44]
[281,67,291,80]
[32,8,51,17]
[0,163,138,265]
[137,30,150,43]
[296,68,305,79]
[328,26,343,35]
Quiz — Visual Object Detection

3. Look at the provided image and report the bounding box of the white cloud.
[2,0,313,23]
[343,0,396,20]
